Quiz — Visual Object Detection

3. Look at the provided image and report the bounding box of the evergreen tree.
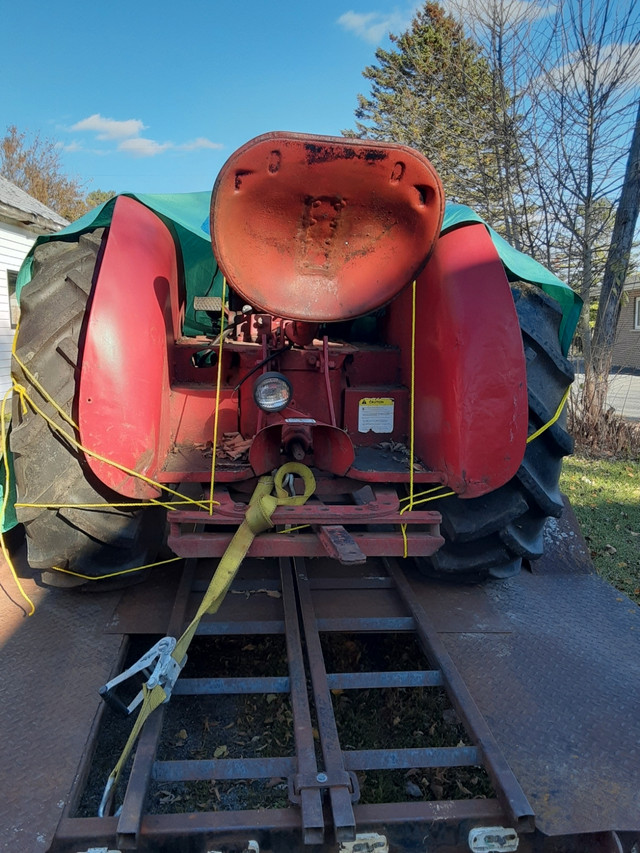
[345,3,518,222]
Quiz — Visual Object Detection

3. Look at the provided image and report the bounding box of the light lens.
[253,372,293,413]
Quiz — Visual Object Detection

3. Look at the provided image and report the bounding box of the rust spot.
[268,150,281,174]
[304,143,388,165]
[299,195,346,270]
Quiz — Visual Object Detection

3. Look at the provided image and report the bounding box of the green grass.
[560,455,640,604]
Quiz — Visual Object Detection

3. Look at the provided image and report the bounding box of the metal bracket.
[289,770,360,804]
[316,524,367,564]
[468,826,519,852]
[99,637,186,716]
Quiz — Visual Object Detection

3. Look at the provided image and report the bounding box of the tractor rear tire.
[10,230,165,587]
[416,281,574,582]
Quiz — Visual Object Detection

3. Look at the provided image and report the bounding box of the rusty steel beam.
[383,556,536,834]
[168,530,444,559]
[49,554,539,853]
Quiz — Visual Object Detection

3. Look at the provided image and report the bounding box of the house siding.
[0,222,36,397]
[612,285,640,371]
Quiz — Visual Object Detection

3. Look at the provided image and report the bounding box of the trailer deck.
[1,506,639,853]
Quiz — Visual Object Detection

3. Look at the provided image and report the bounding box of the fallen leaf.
[430,782,444,799]
[405,780,423,798]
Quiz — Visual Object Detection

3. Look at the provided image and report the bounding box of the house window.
[635,296,640,331]
[7,270,19,329]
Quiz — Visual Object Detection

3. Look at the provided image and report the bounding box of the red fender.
[386,223,528,497]
[77,196,181,499]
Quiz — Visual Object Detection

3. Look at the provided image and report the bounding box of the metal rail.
[51,554,535,853]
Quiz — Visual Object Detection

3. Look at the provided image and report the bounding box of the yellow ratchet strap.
[99,461,316,817]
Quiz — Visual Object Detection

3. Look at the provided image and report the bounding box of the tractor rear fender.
[77,196,182,499]
[385,223,528,498]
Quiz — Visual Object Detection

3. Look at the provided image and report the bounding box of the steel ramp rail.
[294,556,534,840]
[50,554,534,853]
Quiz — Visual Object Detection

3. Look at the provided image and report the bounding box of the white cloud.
[337,7,418,43]
[338,0,554,43]
[68,113,222,158]
[71,113,146,140]
[546,41,640,91]
[178,137,224,151]
[118,137,173,157]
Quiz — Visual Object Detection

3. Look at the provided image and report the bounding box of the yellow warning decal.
[358,397,394,433]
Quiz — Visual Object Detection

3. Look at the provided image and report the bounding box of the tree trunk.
[587,100,640,408]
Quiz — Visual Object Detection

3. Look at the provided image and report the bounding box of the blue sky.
[2,1,422,196]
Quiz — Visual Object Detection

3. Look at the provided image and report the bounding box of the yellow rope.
[50,555,182,581]
[1,343,228,609]
[15,500,204,510]
[277,524,310,534]
[401,280,418,558]
[13,351,79,431]
[11,375,213,512]
[400,485,443,504]
[0,389,35,615]
[400,486,456,509]
[209,277,226,515]
[527,385,570,444]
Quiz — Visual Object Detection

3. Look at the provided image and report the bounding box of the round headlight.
[253,371,293,413]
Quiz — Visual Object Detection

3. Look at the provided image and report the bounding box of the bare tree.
[531,0,640,365]
[448,0,558,253]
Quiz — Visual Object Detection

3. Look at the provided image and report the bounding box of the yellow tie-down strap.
[99,461,316,817]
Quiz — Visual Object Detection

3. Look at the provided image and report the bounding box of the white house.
[0,175,68,396]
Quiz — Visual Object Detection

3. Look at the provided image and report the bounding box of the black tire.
[10,230,165,586]
[417,281,574,581]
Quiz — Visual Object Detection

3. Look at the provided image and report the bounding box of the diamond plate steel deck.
[440,569,640,836]
[0,545,123,853]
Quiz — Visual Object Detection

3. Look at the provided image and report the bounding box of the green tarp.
[16,191,221,339]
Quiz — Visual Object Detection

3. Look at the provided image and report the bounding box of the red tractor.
[9,132,577,586]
